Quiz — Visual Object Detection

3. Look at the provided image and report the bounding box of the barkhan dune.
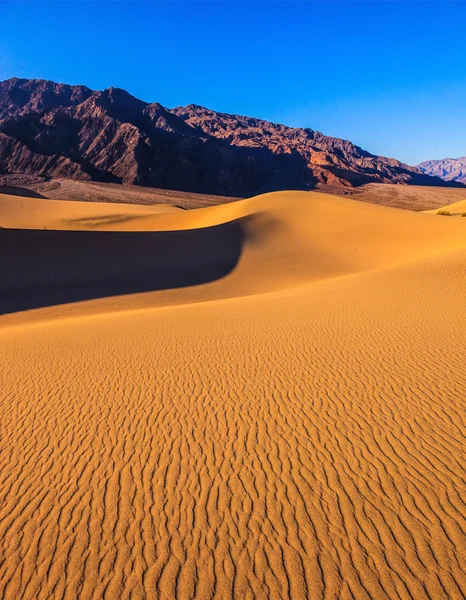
[0,189,465,600]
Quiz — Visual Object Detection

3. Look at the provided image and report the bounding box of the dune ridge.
[1,191,466,599]
[1,190,466,323]
[426,198,466,216]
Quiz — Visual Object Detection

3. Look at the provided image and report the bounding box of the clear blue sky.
[1,1,465,165]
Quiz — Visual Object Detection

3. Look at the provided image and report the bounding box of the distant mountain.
[418,157,466,185]
[0,77,454,197]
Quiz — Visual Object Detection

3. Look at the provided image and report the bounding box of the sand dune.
[0,192,181,230]
[1,191,466,599]
[1,190,466,322]
[426,198,466,216]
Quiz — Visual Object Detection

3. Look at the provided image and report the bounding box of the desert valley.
[1,72,466,600]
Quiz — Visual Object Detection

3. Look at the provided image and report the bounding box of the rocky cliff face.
[418,157,466,185]
[0,77,451,196]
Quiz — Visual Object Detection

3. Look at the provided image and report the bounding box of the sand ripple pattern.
[1,253,466,599]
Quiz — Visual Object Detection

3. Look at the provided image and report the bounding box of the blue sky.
[1,1,465,165]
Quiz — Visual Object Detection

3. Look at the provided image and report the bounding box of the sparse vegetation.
[461,212,466,217]
[437,210,451,216]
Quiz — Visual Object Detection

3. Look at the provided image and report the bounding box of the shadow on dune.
[0,220,244,315]
[0,185,47,199]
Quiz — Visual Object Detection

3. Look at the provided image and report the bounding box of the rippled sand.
[1,191,465,599]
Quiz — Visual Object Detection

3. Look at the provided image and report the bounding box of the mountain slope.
[0,77,453,196]
[418,156,466,184]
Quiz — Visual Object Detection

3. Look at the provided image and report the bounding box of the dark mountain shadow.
[0,219,244,315]
[137,129,321,196]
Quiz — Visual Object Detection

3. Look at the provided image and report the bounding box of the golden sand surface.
[0,192,181,230]
[425,198,466,216]
[1,191,465,599]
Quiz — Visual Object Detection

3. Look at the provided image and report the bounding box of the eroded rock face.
[418,157,466,185]
[0,77,450,196]
[0,77,93,120]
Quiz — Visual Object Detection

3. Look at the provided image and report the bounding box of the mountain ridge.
[418,156,466,185]
[0,77,458,196]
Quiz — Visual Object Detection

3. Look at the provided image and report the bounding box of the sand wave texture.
[1,191,466,599]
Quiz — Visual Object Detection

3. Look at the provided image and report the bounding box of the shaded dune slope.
[0,223,244,315]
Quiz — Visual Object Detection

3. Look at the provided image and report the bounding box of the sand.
[0,192,181,230]
[1,190,465,599]
[425,198,466,216]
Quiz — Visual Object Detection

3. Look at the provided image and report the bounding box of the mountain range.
[0,77,456,196]
[418,157,466,185]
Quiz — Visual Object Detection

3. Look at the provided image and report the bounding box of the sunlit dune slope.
[1,191,466,599]
[1,190,466,323]
[425,197,466,215]
[0,192,180,230]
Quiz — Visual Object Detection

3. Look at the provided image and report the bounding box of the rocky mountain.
[0,77,454,197]
[418,157,466,185]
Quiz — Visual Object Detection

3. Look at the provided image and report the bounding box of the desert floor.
[0,190,465,599]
